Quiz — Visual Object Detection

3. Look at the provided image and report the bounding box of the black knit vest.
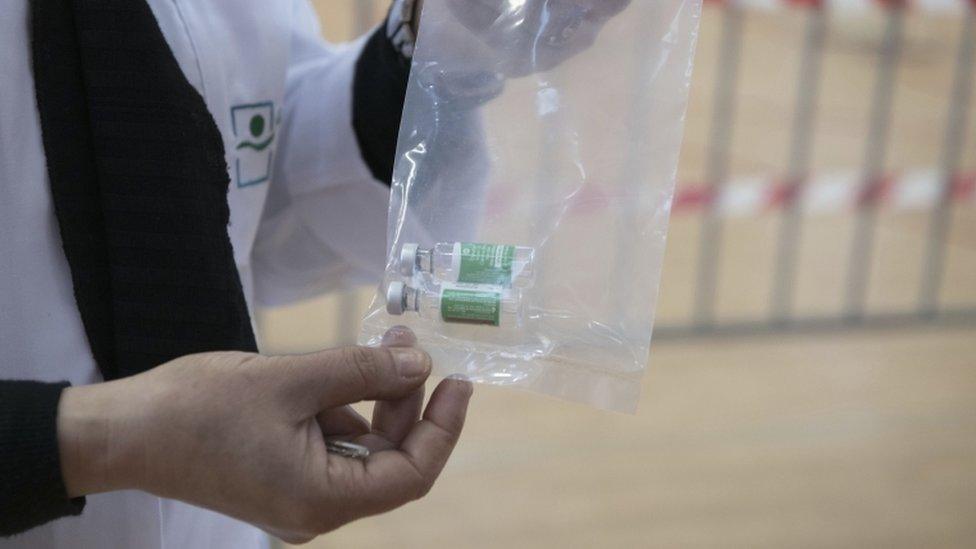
[30,0,258,380]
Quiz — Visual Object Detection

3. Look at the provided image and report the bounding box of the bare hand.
[57,327,472,544]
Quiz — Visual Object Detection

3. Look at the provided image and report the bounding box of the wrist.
[57,381,138,497]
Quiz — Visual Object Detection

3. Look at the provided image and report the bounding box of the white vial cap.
[386,281,407,315]
[399,243,419,277]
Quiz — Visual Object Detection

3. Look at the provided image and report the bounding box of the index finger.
[357,326,425,451]
[341,377,473,517]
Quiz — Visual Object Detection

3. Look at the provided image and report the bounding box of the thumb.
[275,346,431,413]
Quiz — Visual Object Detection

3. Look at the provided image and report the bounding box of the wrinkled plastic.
[360,0,701,413]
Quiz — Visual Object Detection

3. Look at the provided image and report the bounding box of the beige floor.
[263,3,976,548]
[299,327,976,549]
[268,318,976,549]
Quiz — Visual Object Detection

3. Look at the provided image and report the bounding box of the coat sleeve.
[251,0,410,307]
[0,381,85,537]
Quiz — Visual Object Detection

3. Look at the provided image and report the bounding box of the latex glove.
[410,0,631,108]
[444,0,631,76]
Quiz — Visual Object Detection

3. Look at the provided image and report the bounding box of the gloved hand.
[445,0,631,76]
[409,0,631,108]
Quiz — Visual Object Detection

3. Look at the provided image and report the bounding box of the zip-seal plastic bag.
[360,0,702,413]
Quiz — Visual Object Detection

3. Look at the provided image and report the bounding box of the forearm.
[0,376,155,537]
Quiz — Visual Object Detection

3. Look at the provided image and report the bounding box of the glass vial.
[399,242,536,288]
[386,281,524,328]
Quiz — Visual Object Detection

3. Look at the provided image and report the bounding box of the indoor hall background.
[259,1,976,547]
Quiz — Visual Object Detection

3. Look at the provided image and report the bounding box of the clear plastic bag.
[360,0,702,413]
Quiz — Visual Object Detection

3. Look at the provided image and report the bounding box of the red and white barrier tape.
[704,0,972,14]
[671,168,974,217]
[483,168,975,218]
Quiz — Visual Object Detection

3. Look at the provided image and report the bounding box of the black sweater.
[0,15,409,538]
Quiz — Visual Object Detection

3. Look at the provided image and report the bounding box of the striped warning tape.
[704,0,971,13]
[674,168,975,217]
[482,168,975,218]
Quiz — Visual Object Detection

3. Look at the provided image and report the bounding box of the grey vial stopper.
[386,281,407,315]
[399,243,419,277]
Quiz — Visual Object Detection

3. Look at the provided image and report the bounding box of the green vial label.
[457,243,515,287]
[440,288,501,326]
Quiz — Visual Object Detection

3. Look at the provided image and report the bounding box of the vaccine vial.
[386,281,524,328]
[399,242,536,288]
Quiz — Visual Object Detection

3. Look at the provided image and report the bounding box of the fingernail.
[448,374,474,397]
[390,348,430,378]
[382,325,416,347]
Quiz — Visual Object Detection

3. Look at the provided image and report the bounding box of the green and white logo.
[231,101,276,187]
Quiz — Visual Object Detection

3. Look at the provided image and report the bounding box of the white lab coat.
[0,0,391,547]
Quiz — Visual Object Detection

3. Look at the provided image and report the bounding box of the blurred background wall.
[263,1,976,547]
